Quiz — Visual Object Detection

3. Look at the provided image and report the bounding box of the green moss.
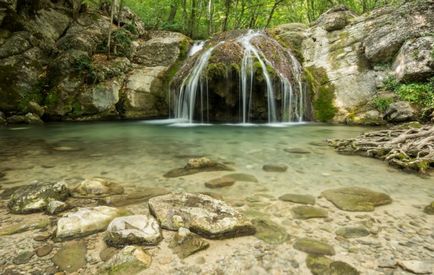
[206,62,229,79]
[178,39,191,60]
[45,92,60,108]
[304,66,337,122]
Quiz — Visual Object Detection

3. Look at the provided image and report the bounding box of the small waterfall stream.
[172,31,307,124]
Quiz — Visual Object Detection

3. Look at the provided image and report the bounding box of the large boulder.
[383,101,416,123]
[315,6,356,32]
[70,177,124,198]
[148,193,256,239]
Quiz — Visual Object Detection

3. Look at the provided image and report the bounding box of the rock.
[321,187,392,211]
[27,101,45,117]
[33,231,52,242]
[100,247,118,262]
[148,193,256,239]
[56,206,121,240]
[6,113,43,124]
[105,215,162,247]
[284,148,311,154]
[336,226,370,238]
[101,246,152,274]
[13,251,35,265]
[279,193,315,205]
[262,164,288,172]
[423,201,434,215]
[46,200,69,215]
[100,187,170,207]
[7,181,69,214]
[52,241,87,273]
[35,244,53,257]
[393,36,434,82]
[252,218,288,244]
[291,206,328,219]
[306,255,360,275]
[0,215,50,236]
[224,173,258,182]
[347,110,384,126]
[205,177,235,189]
[384,101,416,123]
[293,238,335,256]
[164,158,233,178]
[169,227,210,259]
[71,177,124,198]
[316,6,355,32]
[398,260,433,274]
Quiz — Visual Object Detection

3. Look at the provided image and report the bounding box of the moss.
[304,66,337,122]
[178,39,191,60]
[206,62,229,79]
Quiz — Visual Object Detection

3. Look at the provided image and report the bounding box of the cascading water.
[188,41,205,57]
[172,30,307,124]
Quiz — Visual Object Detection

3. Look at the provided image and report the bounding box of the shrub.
[396,82,434,108]
[372,96,393,112]
[383,75,399,91]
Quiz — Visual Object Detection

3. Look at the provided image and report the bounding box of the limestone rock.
[7,181,69,214]
[321,187,392,211]
[56,206,121,240]
[384,101,416,123]
[169,227,210,259]
[279,193,315,205]
[315,6,355,32]
[164,158,234,178]
[335,226,370,238]
[105,215,162,247]
[101,246,152,274]
[205,177,235,188]
[291,206,328,219]
[71,177,124,198]
[262,164,288,172]
[293,238,335,256]
[52,241,87,273]
[252,218,288,244]
[148,193,255,239]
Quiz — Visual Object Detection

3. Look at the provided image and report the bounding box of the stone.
[398,260,433,274]
[291,206,328,219]
[101,246,152,274]
[56,206,120,240]
[316,6,355,32]
[252,218,288,244]
[164,158,234,178]
[384,101,416,123]
[205,177,235,188]
[7,181,69,214]
[52,241,87,273]
[6,113,43,124]
[105,215,162,247]
[27,101,45,117]
[71,177,124,198]
[423,201,434,215]
[100,187,170,207]
[0,215,50,236]
[262,164,288,172]
[336,226,370,238]
[321,187,392,211]
[279,193,315,205]
[393,36,434,82]
[46,200,69,215]
[293,238,335,256]
[284,148,311,154]
[148,193,256,239]
[224,173,258,182]
[13,251,35,265]
[100,247,118,262]
[36,244,53,257]
[169,227,210,259]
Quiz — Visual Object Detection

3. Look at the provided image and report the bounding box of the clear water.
[0,121,432,208]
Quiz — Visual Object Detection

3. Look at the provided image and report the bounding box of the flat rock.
[71,177,124,198]
[321,187,392,211]
[279,193,315,205]
[13,251,35,265]
[36,244,53,257]
[205,177,235,189]
[336,226,370,238]
[148,192,256,239]
[101,246,151,274]
[423,201,434,215]
[56,206,120,240]
[169,227,210,259]
[164,157,233,178]
[291,206,328,219]
[46,200,69,215]
[284,148,311,154]
[398,260,433,274]
[100,247,118,262]
[262,164,288,172]
[224,173,258,182]
[293,238,335,256]
[7,181,69,213]
[100,187,170,207]
[105,215,162,247]
[306,255,360,275]
[252,218,288,244]
[0,215,50,236]
[52,241,87,273]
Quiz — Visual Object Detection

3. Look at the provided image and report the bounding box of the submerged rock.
[293,238,335,256]
[262,164,288,172]
[8,181,69,214]
[164,157,233,178]
[101,246,152,274]
[336,226,370,238]
[306,255,359,275]
[52,241,87,273]
[13,251,35,265]
[284,148,311,154]
[423,201,434,215]
[0,215,50,236]
[321,187,392,211]
[398,260,434,274]
[291,206,328,219]
[56,206,121,240]
[100,187,170,207]
[169,227,210,259]
[35,244,53,257]
[105,215,162,247]
[224,173,258,183]
[46,200,70,215]
[205,177,235,188]
[148,193,255,239]
[252,218,289,244]
[71,177,124,198]
[279,193,315,205]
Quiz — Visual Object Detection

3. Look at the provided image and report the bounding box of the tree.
[106,0,116,60]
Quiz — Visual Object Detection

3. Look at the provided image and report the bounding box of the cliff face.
[0,0,190,124]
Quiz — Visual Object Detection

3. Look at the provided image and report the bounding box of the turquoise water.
[0,121,432,207]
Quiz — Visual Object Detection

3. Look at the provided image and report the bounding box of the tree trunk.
[107,0,116,60]
[167,1,178,24]
[222,0,231,32]
[265,0,283,28]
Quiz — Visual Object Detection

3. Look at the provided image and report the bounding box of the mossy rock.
[423,201,434,215]
[279,194,315,205]
[52,241,87,273]
[306,255,360,275]
[291,206,328,219]
[335,226,370,238]
[252,218,289,244]
[293,238,335,256]
[321,187,392,212]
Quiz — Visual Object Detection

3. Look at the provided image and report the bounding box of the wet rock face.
[148,193,256,239]
[321,187,392,212]
[7,181,69,214]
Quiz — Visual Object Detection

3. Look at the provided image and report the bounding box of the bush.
[383,75,399,91]
[396,82,434,108]
[372,96,393,112]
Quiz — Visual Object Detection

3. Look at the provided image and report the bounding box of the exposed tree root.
[327,125,434,173]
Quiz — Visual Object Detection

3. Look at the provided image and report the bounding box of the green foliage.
[383,75,399,91]
[396,82,434,108]
[73,55,97,84]
[372,96,393,112]
[97,29,133,58]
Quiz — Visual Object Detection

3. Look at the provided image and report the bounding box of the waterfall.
[173,30,306,124]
